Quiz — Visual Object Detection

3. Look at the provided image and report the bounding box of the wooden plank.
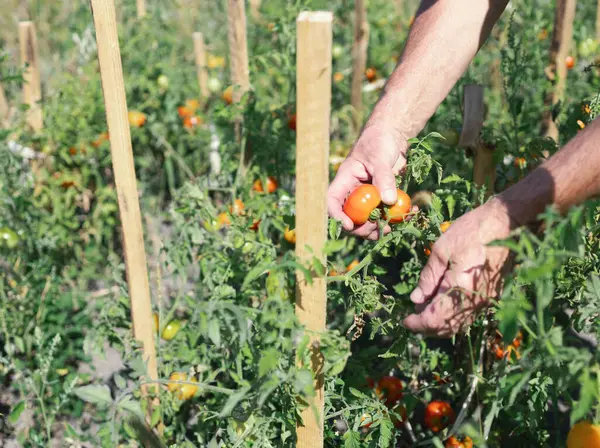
[350,0,369,130]
[0,82,8,127]
[19,21,43,132]
[227,0,250,103]
[459,84,495,197]
[193,32,209,100]
[249,0,261,21]
[295,11,333,448]
[89,0,158,394]
[137,0,146,18]
[541,0,577,141]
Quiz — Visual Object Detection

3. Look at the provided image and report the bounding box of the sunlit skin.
[327,0,600,337]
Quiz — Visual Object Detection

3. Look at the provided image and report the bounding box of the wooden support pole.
[541,0,576,142]
[193,32,209,101]
[19,21,42,132]
[249,0,261,21]
[459,84,495,197]
[597,0,600,44]
[137,0,146,18]
[351,0,369,131]
[227,0,250,104]
[90,0,158,392]
[0,83,8,127]
[295,12,332,448]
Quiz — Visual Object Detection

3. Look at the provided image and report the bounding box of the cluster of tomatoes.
[343,184,412,226]
[490,330,522,361]
[177,99,204,130]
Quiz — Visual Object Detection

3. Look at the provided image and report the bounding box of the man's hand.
[327,124,408,240]
[404,198,515,337]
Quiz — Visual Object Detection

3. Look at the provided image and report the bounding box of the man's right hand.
[327,124,408,240]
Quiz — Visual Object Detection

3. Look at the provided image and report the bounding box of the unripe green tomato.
[232,233,245,250]
[157,74,169,89]
[578,38,598,59]
[0,228,19,249]
[332,45,344,59]
[208,77,222,93]
[161,320,181,341]
[439,128,460,147]
[242,241,254,254]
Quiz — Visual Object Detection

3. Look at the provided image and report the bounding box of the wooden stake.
[597,0,600,44]
[351,0,369,131]
[227,0,250,103]
[137,0,146,18]
[459,84,495,197]
[90,0,158,391]
[295,12,332,448]
[193,32,209,100]
[0,83,8,127]
[19,21,42,132]
[541,0,576,141]
[249,0,261,21]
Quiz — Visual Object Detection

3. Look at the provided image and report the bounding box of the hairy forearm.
[367,0,509,138]
[498,117,600,226]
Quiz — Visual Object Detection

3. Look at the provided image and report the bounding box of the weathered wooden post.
[19,21,43,132]
[193,32,209,100]
[295,11,333,448]
[351,0,369,131]
[137,0,147,18]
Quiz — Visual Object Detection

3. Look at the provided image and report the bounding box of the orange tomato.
[445,436,474,448]
[365,67,377,82]
[333,72,344,83]
[253,176,278,194]
[384,189,411,223]
[374,376,404,407]
[328,269,339,277]
[217,212,231,227]
[168,372,187,393]
[128,110,146,128]
[178,378,199,400]
[284,227,296,244]
[566,56,575,70]
[343,184,382,225]
[92,132,109,148]
[183,115,203,129]
[230,199,245,215]
[514,157,527,169]
[424,246,432,257]
[424,401,455,433]
[178,100,199,118]
[346,259,360,272]
[440,221,452,233]
[567,421,600,448]
[223,86,234,104]
[495,345,505,360]
[577,120,586,130]
[288,113,296,131]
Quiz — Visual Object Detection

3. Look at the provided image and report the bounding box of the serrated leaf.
[445,195,456,218]
[379,416,394,446]
[349,387,369,400]
[258,348,279,377]
[343,430,361,448]
[117,396,144,418]
[74,385,113,406]
[114,374,126,390]
[441,173,463,184]
[329,218,343,240]
[571,370,597,423]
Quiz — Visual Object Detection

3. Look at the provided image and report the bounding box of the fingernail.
[381,189,397,204]
[410,287,424,304]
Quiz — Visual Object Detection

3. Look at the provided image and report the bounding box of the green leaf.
[8,401,25,424]
[220,386,251,417]
[74,385,113,406]
[441,174,463,184]
[328,218,343,240]
[378,416,394,446]
[114,374,126,390]
[571,370,597,423]
[445,195,456,218]
[349,387,369,400]
[117,396,144,418]
[258,348,279,377]
[208,318,221,348]
[343,430,361,448]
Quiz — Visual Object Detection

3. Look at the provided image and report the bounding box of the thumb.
[410,252,448,304]
[371,163,398,205]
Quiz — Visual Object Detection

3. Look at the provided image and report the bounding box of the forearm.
[367,0,508,138]
[498,117,600,226]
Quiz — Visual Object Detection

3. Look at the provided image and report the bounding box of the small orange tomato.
[284,227,296,244]
[183,115,202,129]
[537,28,548,41]
[328,269,339,277]
[433,373,451,385]
[440,221,452,233]
[424,246,432,257]
[178,377,198,400]
[374,376,404,407]
[69,147,78,156]
[61,180,76,189]
[333,72,344,83]
[346,259,360,272]
[566,56,575,70]
[384,189,411,223]
[230,199,245,215]
[223,86,234,104]
[250,219,261,231]
[445,436,474,448]
[506,344,521,360]
[343,184,382,225]
[253,176,278,194]
[577,120,586,130]
[288,113,296,131]
[365,67,377,82]
[178,106,192,118]
[217,212,231,227]
[514,157,527,169]
[495,345,505,360]
[92,132,109,148]
[168,372,187,393]
[567,421,600,448]
[128,110,146,128]
[424,401,455,433]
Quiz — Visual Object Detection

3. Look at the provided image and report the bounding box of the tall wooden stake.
[227,0,250,104]
[295,12,332,448]
[90,0,158,393]
[19,21,42,132]
[193,32,209,101]
[459,84,495,198]
[597,0,600,44]
[351,0,369,131]
[541,0,576,142]
[137,0,146,18]
[0,83,8,127]
[249,0,261,21]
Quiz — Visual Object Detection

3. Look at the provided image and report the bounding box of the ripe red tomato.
[424,401,455,433]
[288,113,296,131]
[567,421,600,448]
[384,189,411,223]
[374,376,404,407]
[445,436,474,448]
[343,184,382,225]
[253,176,278,194]
[365,67,377,82]
[566,56,575,70]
